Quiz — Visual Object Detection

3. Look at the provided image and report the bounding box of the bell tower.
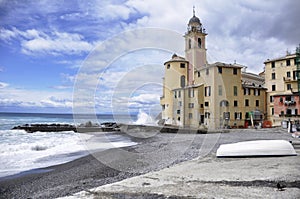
[184,7,207,84]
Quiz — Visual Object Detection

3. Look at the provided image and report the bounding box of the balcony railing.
[283,77,297,82]
[284,101,296,106]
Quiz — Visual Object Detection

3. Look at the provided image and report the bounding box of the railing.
[284,101,296,106]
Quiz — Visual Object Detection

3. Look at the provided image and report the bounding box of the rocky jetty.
[12,123,77,133]
[12,122,208,134]
[11,122,120,133]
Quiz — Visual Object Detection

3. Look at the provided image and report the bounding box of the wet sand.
[0,128,299,199]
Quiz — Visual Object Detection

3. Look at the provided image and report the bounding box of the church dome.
[189,15,201,25]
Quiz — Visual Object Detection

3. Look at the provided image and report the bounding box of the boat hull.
[217,140,297,157]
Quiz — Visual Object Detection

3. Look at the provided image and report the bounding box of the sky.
[0,0,300,114]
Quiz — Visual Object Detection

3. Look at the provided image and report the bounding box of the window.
[205,86,211,96]
[234,100,238,107]
[218,67,222,74]
[188,39,191,49]
[205,112,210,118]
[198,38,202,48]
[205,101,209,107]
[233,86,238,96]
[206,68,209,75]
[287,59,291,66]
[197,71,200,77]
[245,99,249,107]
[180,63,185,68]
[179,101,182,107]
[177,110,180,114]
[188,88,194,98]
[280,97,283,103]
[244,88,250,95]
[220,100,229,107]
[287,84,292,90]
[178,117,180,121]
[233,68,238,75]
[293,71,297,80]
[286,96,294,101]
[162,105,165,110]
[235,112,242,120]
[224,112,230,120]
[287,71,291,78]
[254,89,260,96]
[189,113,193,119]
[272,85,276,91]
[271,73,276,79]
[180,75,185,88]
[270,96,274,103]
[256,100,259,107]
[245,112,249,119]
[174,91,177,98]
[271,108,274,115]
[188,103,194,108]
[218,85,222,96]
[167,64,170,69]
[200,104,204,108]
[178,91,181,98]
[296,109,298,116]
[271,62,275,68]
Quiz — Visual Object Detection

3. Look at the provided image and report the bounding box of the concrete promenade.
[62,128,300,199]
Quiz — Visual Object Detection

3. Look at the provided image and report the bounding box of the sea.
[0,112,145,179]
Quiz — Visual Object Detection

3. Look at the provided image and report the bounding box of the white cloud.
[123,0,300,72]
[0,85,73,110]
[40,96,72,108]
[130,93,160,105]
[21,30,94,55]
[0,81,9,88]
[0,27,95,56]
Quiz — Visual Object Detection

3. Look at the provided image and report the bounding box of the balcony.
[283,77,297,82]
[284,101,296,106]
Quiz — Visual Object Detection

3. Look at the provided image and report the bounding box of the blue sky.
[0,0,299,114]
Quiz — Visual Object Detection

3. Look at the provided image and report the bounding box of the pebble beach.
[0,128,299,199]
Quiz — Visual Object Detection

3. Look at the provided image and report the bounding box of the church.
[160,9,266,129]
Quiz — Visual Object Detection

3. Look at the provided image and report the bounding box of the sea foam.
[0,129,136,178]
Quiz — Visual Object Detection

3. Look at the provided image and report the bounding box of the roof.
[194,62,244,72]
[212,62,244,68]
[242,72,264,81]
[189,15,201,25]
[188,7,201,25]
[273,92,300,97]
[242,84,267,90]
[264,53,296,63]
[164,53,188,65]
[172,83,204,91]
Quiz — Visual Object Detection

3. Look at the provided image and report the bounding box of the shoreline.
[0,128,299,198]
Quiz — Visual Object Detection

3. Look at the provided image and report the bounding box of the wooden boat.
[216,140,297,157]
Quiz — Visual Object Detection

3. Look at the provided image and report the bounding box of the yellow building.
[160,10,266,129]
[264,47,300,126]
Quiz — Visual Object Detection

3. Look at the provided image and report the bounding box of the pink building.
[273,94,300,117]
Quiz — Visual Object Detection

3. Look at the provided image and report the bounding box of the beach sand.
[0,128,299,199]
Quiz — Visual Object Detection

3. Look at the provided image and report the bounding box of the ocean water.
[0,112,139,178]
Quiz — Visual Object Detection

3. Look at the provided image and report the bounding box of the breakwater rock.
[12,123,208,134]
[12,123,77,133]
[11,122,120,133]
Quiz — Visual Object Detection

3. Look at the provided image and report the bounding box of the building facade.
[265,46,300,126]
[160,11,266,129]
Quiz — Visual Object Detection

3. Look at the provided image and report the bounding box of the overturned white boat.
[217,140,297,157]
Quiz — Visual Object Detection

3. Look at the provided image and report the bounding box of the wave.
[133,110,158,126]
[0,130,136,178]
